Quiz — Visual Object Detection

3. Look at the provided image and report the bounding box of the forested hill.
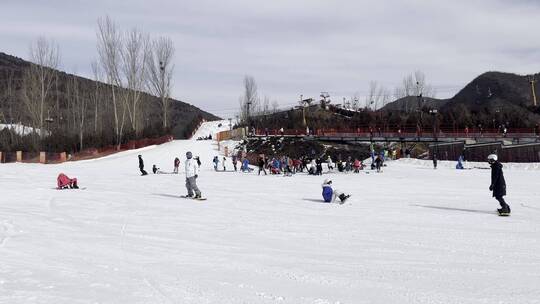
[0,52,219,152]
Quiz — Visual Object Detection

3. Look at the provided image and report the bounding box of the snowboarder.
[152,164,159,174]
[173,157,180,174]
[488,154,510,215]
[327,156,334,171]
[258,155,267,175]
[57,173,79,189]
[433,153,438,169]
[315,158,323,175]
[213,156,219,171]
[222,156,227,171]
[375,155,383,172]
[138,155,148,176]
[185,151,202,199]
[195,156,201,168]
[456,155,464,170]
[321,179,350,204]
[241,158,252,172]
[232,155,238,171]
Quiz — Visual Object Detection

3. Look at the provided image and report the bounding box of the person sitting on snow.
[321,179,350,204]
[57,173,79,189]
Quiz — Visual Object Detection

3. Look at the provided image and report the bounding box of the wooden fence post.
[39,152,47,164]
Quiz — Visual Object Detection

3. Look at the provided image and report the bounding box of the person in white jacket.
[185,151,202,198]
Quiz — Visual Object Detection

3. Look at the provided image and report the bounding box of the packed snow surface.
[1,122,540,303]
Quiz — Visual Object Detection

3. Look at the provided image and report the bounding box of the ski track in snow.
[1,121,540,303]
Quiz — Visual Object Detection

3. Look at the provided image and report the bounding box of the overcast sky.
[1,0,540,118]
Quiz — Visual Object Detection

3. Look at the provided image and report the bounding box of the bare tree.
[271,100,280,113]
[262,96,270,115]
[67,74,88,150]
[90,60,102,135]
[122,28,150,135]
[97,16,127,147]
[146,36,175,130]
[394,70,436,112]
[21,37,60,138]
[239,75,259,124]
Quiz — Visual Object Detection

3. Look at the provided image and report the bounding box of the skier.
[222,156,227,171]
[152,164,159,174]
[488,154,510,215]
[173,157,180,174]
[258,155,267,175]
[321,179,350,204]
[433,153,438,169]
[138,155,148,176]
[185,151,202,199]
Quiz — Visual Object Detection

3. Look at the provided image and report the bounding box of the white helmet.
[323,178,332,185]
[487,154,498,162]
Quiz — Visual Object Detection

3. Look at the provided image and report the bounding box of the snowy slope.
[1,122,540,303]
[191,119,230,139]
[0,123,47,136]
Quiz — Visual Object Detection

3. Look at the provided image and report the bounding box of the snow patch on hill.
[191,120,230,139]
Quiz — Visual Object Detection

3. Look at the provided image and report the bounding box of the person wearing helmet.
[488,154,510,215]
[321,179,350,204]
[185,151,202,198]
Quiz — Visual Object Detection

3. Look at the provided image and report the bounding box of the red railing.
[254,127,539,139]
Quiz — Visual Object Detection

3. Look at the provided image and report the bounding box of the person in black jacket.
[257,155,267,175]
[138,155,148,176]
[488,154,510,215]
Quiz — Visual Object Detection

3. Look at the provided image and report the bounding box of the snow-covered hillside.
[191,119,230,139]
[0,123,47,136]
[1,121,540,303]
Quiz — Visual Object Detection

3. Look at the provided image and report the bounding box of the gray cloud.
[1,0,539,118]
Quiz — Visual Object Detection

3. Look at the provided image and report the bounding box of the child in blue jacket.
[322,179,350,204]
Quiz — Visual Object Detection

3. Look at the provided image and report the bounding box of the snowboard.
[181,195,207,201]
[55,187,87,190]
[497,210,510,217]
[338,194,351,204]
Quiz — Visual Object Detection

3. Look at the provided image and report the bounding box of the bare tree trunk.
[97,16,125,148]
[146,36,175,131]
[21,37,59,143]
[122,29,149,136]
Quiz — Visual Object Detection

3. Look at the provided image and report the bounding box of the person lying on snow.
[321,179,350,204]
[57,173,79,189]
